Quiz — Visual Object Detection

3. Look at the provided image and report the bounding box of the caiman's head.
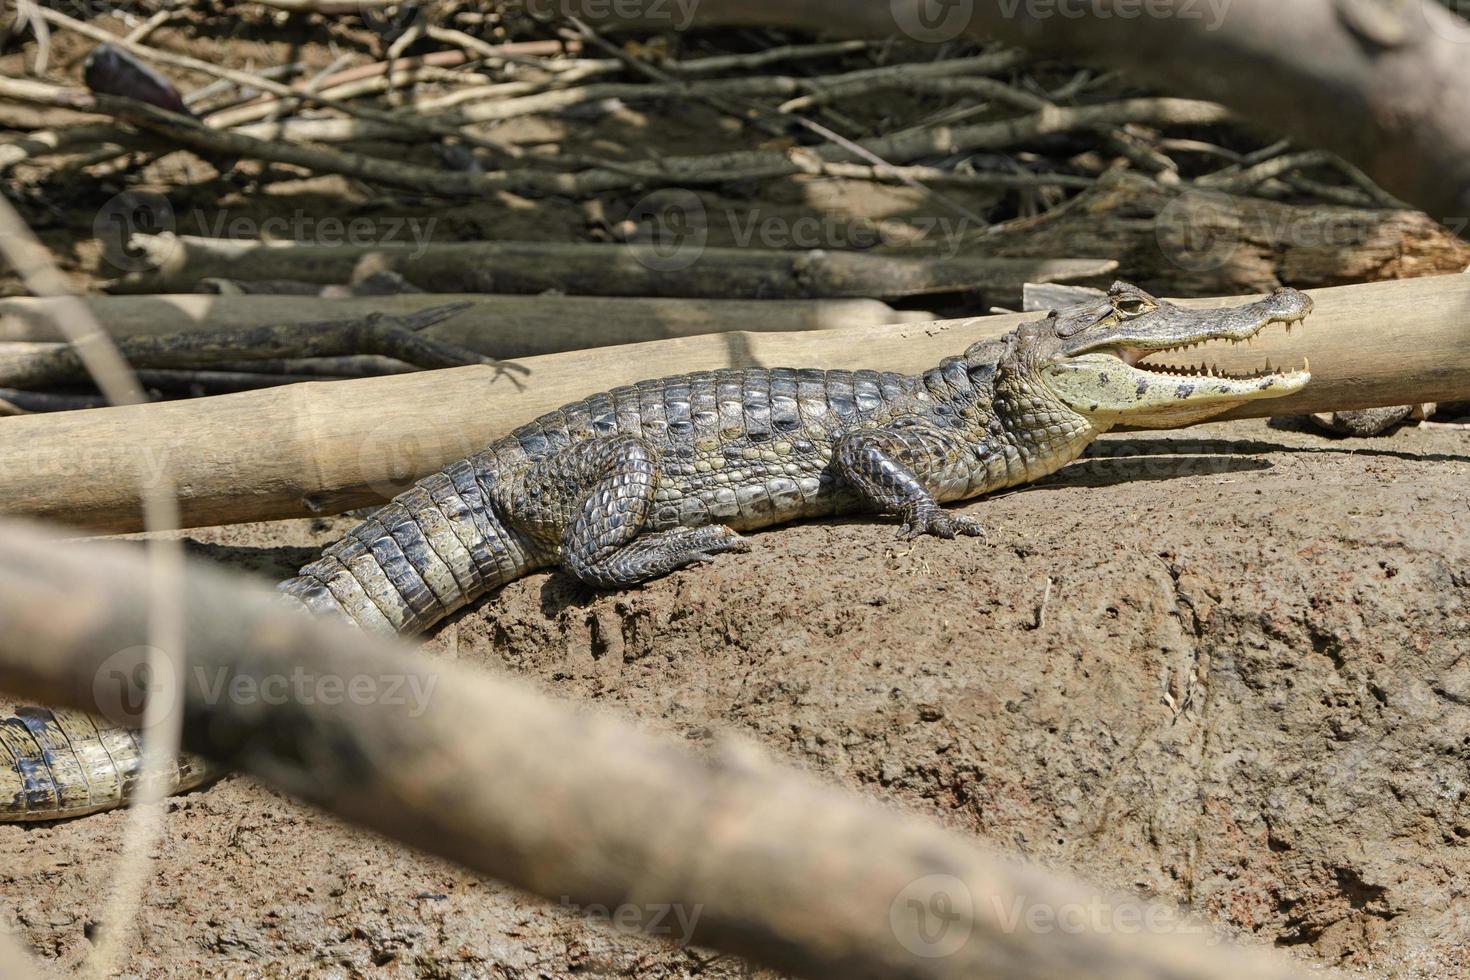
[1002,281,1313,429]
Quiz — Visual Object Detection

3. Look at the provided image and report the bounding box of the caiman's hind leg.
[504,435,749,589]
[833,423,987,541]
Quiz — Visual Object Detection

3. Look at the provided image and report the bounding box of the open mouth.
[1112,312,1310,382]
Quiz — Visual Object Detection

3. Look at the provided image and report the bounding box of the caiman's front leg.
[504,435,749,589]
[833,422,987,541]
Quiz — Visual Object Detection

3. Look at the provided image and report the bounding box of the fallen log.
[0,303,495,388]
[0,294,934,359]
[0,275,1466,533]
[109,234,1117,305]
[0,520,1308,980]
[978,172,1470,297]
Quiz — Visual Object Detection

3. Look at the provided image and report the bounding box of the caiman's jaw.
[1039,283,1313,429]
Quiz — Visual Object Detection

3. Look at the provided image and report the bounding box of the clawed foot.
[896,510,986,542]
[567,523,751,589]
[684,524,753,563]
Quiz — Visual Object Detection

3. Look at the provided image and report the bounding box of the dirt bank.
[2,417,1467,977]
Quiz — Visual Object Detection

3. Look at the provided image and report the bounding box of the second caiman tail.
[1,282,1313,821]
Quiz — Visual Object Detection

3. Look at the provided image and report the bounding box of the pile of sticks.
[3,2,1467,416]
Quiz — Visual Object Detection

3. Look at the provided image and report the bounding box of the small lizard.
[1,282,1312,820]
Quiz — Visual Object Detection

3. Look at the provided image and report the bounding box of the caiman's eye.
[1114,298,1151,317]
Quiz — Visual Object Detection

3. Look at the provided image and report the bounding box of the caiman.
[0,282,1312,820]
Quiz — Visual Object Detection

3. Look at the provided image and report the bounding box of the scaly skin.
[1,282,1313,820]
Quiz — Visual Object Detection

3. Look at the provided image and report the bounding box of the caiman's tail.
[0,707,218,821]
[1,459,533,822]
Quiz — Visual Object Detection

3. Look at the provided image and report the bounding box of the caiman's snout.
[1041,283,1314,428]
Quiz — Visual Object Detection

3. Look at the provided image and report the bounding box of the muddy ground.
[1,416,1467,978]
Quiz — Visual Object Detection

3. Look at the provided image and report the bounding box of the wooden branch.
[0,295,934,359]
[559,0,1470,229]
[0,122,152,172]
[0,389,111,414]
[110,234,1118,303]
[0,520,1308,980]
[0,275,1467,534]
[0,304,503,388]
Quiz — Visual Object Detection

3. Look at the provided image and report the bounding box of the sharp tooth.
[1303,356,1310,372]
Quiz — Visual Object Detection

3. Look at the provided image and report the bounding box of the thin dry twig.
[0,192,183,980]
[15,0,52,76]
[37,7,517,156]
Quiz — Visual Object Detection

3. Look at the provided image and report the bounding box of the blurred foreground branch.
[0,520,1307,980]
